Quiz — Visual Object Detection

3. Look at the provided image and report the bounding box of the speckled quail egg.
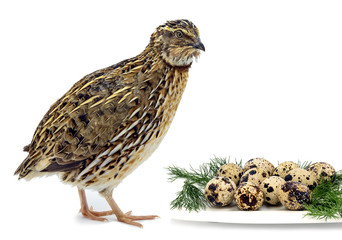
[240,168,269,186]
[217,163,243,185]
[273,161,300,179]
[278,181,311,210]
[284,168,317,190]
[261,176,285,205]
[234,182,264,211]
[243,158,275,176]
[205,177,237,207]
[306,162,336,183]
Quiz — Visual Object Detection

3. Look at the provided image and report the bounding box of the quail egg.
[261,176,286,205]
[243,158,275,176]
[240,168,269,186]
[205,177,237,207]
[306,162,336,183]
[234,182,264,211]
[278,181,311,210]
[284,168,317,190]
[217,163,243,185]
[273,161,299,179]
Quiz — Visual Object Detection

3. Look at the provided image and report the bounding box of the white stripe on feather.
[108,143,123,156]
[99,156,114,169]
[76,149,110,180]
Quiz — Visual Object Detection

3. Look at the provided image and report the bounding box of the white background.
[1,0,342,238]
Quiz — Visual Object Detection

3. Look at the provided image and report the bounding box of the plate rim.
[170,204,342,224]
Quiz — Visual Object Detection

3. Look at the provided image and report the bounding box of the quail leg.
[102,191,159,228]
[78,187,113,221]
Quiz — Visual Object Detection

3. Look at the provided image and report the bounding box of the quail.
[14,19,205,227]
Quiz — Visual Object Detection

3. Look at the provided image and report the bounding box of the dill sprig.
[297,160,312,169]
[167,156,240,187]
[170,180,209,212]
[167,156,241,211]
[304,171,342,220]
[167,165,210,188]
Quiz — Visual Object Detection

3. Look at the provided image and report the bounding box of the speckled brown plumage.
[14,19,204,227]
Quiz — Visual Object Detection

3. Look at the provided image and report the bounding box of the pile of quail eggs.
[204,158,336,211]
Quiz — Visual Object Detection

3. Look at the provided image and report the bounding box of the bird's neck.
[135,47,190,108]
[138,47,192,72]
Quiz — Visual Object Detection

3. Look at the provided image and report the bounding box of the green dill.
[304,171,342,220]
[297,160,312,169]
[170,180,209,212]
[167,156,240,211]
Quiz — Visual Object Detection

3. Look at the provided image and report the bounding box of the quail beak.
[193,38,205,51]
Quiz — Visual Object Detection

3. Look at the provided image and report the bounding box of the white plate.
[171,204,342,224]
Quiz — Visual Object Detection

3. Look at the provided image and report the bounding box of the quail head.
[15,19,205,227]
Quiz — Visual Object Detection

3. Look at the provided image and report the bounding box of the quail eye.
[175,30,183,38]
